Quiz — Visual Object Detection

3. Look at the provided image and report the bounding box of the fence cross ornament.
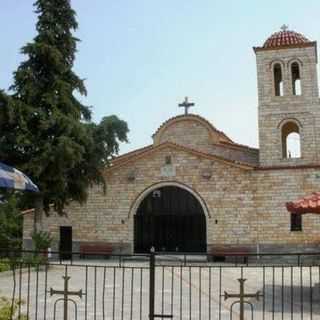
[50,274,83,320]
[223,278,262,320]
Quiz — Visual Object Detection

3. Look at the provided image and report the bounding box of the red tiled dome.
[263,30,310,49]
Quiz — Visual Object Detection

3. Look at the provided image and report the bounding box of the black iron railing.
[0,249,319,319]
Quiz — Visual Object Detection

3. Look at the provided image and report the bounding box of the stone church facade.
[23,28,320,254]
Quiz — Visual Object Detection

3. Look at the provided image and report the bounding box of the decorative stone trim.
[128,181,211,219]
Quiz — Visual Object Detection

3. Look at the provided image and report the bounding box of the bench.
[79,243,113,259]
[210,246,251,264]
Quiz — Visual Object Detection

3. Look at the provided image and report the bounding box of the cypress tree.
[0,0,128,220]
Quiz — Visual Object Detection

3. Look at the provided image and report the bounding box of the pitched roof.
[219,141,258,152]
[111,145,153,165]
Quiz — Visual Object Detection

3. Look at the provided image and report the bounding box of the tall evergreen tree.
[0,0,128,219]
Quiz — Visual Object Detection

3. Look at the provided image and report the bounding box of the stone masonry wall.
[255,46,320,166]
[23,146,320,254]
[258,111,319,166]
[154,116,259,166]
[210,144,259,166]
[157,119,214,153]
[23,146,256,252]
[254,168,320,245]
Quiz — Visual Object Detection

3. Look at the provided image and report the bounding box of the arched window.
[281,121,301,158]
[291,62,301,95]
[274,63,283,96]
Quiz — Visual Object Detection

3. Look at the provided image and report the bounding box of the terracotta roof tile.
[111,145,153,164]
[286,192,320,214]
[254,29,316,52]
[263,30,310,49]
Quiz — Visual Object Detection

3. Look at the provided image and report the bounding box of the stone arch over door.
[132,182,208,253]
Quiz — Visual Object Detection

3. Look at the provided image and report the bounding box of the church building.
[23,27,320,255]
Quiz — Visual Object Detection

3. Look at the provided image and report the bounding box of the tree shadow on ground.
[245,284,320,315]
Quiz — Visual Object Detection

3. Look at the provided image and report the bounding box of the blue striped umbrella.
[0,162,39,192]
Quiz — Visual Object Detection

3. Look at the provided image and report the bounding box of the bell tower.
[254,26,320,167]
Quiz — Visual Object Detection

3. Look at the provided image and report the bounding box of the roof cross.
[281,24,289,31]
[178,97,195,115]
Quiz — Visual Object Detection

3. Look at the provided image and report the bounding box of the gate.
[0,250,319,319]
[134,214,206,253]
[134,186,207,253]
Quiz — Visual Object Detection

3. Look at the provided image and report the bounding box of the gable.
[106,142,254,176]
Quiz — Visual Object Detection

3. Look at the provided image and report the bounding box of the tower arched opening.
[291,62,302,95]
[281,121,301,158]
[273,63,283,96]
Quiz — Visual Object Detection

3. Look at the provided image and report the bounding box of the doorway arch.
[134,185,207,253]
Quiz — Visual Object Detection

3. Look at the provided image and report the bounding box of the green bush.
[0,296,28,320]
[31,231,53,252]
[0,260,11,273]
[21,255,47,267]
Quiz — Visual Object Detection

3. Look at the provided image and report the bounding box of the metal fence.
[0,250,320,320]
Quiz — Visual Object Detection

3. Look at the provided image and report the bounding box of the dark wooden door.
[59,226,72,259]
[134,186,206,253]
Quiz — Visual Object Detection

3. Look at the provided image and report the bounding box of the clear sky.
[1,1,319,154]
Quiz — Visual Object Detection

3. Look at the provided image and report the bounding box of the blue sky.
[1,1,319,154]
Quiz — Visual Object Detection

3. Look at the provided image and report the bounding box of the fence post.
[149,247,155,320]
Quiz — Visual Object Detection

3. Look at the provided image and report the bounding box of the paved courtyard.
[0,259,319,320]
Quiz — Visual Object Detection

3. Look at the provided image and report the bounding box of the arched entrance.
[134,186,207,253]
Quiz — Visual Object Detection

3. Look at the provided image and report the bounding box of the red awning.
[286,192,320,214]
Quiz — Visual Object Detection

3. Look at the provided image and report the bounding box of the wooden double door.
[134,186,207,253]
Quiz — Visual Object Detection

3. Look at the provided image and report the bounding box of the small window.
[274,63,283,96]
[290,213,302,231]
[281,121,301,158]
[291,62,301,95]
[165,155,172,165]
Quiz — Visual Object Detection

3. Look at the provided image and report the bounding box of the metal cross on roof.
[281,24,289,31]
[178,97,195,115]
[223,278,262,320]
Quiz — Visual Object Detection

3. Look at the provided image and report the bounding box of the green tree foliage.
[0,195,22,250]
[0,0,128,213]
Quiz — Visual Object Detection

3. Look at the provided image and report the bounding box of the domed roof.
[263,30,310,48]
[152,114,234,146]
[254,26,315,52]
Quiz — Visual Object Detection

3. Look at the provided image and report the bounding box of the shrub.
[21,255,47,267]
[0,296,28,320]
[31,231,53,252]
[0,260,11,273]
